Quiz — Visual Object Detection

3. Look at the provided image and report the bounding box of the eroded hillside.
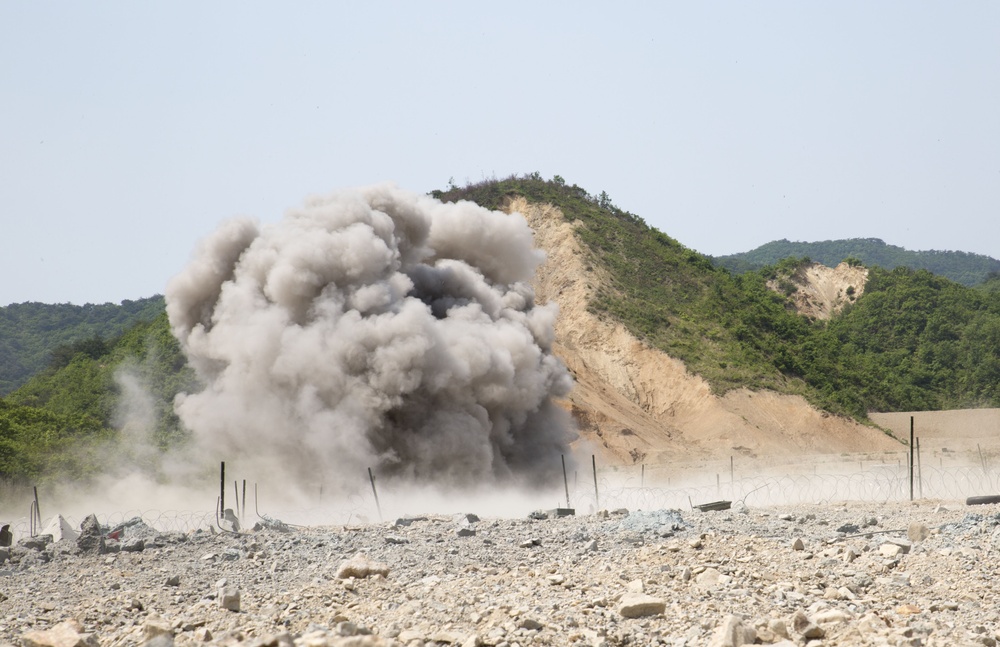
[512,197,901,465]
[768,262,868,320]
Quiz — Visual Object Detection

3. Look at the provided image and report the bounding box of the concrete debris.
[42,515,79,543]
[253,514,292,533]
[76,514,106,555]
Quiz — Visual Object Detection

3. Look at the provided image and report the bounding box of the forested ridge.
[713,237,1000,287]
[2,176,999,482]
[0,296,165,395]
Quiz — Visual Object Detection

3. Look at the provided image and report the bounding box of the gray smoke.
[165,184,575,492]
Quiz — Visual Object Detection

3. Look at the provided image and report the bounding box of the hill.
[712,237,1000,287]
[0,296,165,395]
[4,176,1000,479]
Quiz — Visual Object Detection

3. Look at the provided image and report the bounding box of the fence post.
[561,455,570,509]
[909,416,914,502]
[592,455,599,510]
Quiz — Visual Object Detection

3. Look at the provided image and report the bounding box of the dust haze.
[164,184,576,501]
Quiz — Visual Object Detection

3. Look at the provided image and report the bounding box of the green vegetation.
[3,175,999,482]
[436,174,1000,419]
[0,311,196,482]
[0,296,165,395]
[713,238,1000,287]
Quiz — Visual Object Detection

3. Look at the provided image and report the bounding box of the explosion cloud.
[165,184,575,493]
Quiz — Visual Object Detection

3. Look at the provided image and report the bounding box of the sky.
[2,2,998,306]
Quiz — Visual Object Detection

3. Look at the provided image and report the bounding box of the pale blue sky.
[2,2,998,305]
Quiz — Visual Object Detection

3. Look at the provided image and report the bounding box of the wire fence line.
[3,460,997,541]
[565,462,1000,514]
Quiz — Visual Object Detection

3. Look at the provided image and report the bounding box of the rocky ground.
[2,499,1000,647]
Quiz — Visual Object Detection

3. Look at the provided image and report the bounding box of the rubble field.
[2,498,1000,647]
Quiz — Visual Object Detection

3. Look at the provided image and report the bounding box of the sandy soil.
[513,198,902,469]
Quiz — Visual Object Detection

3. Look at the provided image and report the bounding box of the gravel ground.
[3,498,1000,647]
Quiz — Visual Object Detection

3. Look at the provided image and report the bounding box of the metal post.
[591,455,599,510]
[33,486,41,526]
[641,464,645,488]
[909,416,914,502]
[242,480,247,524]
[220,462,225,515]
[916,437,923,499]
[368,467,382,521]
[561,455,570,509]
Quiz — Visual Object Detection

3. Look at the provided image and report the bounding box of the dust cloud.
[164,184,576,499]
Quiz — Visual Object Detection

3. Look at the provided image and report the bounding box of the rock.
[19,534,53,551]
[907,522,931,543]
[218,586,241,612]
[879,543,905,558]
[791,610,825,639]
[618,592,665,618]
[394,516,427,527]
[336,553,390,579]
[121,537,145,552]
[519,538,542,548]
[76,514,106,555]
[791,537,805,551]
[165,574,181,586]
[21,619,99,647]
[709,615,756,647]
[143,613,174,641]
[456,527,476,537]
[884,537,912,554]
[695,567,731,590]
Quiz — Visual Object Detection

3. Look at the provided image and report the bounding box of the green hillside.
[0,296,165,395]
[712,238,1000,287]
[435,174,1000,416]
[2,175,999,482]
[1,312,196,481]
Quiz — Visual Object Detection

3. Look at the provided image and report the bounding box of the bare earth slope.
[769,262,868,321]
[513,198,900,465]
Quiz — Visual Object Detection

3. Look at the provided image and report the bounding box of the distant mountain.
[712,238,1000,287]
[0,296,164,395]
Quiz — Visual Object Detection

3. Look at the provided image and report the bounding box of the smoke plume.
[165,184,575,493]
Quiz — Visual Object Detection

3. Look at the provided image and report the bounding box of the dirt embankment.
[512,198,901,466]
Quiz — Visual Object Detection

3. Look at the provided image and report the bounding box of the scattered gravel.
[3,499,1000,646]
